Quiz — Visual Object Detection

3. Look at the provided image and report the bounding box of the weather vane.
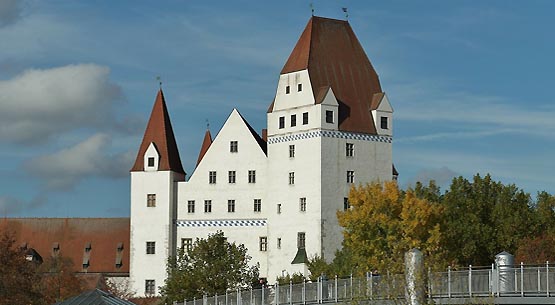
[310,2,314,16]
[205,119,210,131]
[342,7,349,20]
[156,76,162,88]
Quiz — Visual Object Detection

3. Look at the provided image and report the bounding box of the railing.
[174,263,555,305]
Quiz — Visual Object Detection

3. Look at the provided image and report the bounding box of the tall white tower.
[130,90,185,296]
[265,16,394,277]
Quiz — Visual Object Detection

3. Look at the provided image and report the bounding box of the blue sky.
[1,1,554,217]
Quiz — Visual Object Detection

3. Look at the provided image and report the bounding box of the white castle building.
[130,16,396,296]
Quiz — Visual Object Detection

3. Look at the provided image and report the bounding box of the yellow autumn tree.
[337,181,445,274]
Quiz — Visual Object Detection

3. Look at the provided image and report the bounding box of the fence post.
[370,271,373,298]
[521,262,524,297]
[448,266,451,298]
[335,275,338,302]
[237,288,241,305]
[261,285,264,305]
[226,291,228,305]
[289,280,293,305]
[548,261,550,297]
[215,294,218,305]
[274,283,278,305]
[469,265,472,297]
[538,266,542,293]
[193,297,196,305]
[350,274,353,300]
[302,279,306,305]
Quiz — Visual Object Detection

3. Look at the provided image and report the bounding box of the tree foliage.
[39,255,85,304]
[0,231,44,305]
[160,231,259,304]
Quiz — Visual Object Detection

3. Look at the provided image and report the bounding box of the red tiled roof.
[278,16,383,134]
[196,129,212,167]
[0,218,130,274]
[131,89,185,174]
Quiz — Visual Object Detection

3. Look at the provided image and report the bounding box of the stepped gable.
[131,89,185,174]
[196,129,212,167]
[277,16,383,134]
[0,218,130,274]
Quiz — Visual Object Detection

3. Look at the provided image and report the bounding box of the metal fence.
[174,263,555,305]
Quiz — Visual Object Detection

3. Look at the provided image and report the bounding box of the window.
[147,194,156,207]
[230,141,238,153]
[326,110,334,123]
[289,172,295,185]
[254,199,261,212]
[298,83,302,92]
[286,86,290,94]
[204,200,212,213]
[344,197,350,210]
[303,112,308,125]
[209,171,216,184]
[147,157,155,167]
[187,200,195,213]
[347,171,355,183]
[300,197,306,212]
[289,145,295,158]
[297,232,306,249]
[277,238,282,249]
[279,116,285,129]
[277,203,282,214]
[259,237,268,251]
[248,170,256,183]
[145,280,155,295]
[146,241,155,254]
[381,116,388,129]
[228,200,235,213]
[228,171,236,184]
[346,143,354,157]
[291,114,296,127]
[181,238,193,252]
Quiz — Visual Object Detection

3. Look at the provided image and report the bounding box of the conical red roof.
[278,16,383,134]
[131,89,185,174]
[196,129,212,167]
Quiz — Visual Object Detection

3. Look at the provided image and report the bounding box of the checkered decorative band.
[267,130,392,144]
[175,219,267,227]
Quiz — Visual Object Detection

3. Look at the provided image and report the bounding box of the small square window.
[145,280,155,295]
[277,238,282,249]
[347,171,355,183]
[230,141,238,153]
[181,238,193,252]
[298,84,302,92]
[297,232,306,249]
[326,110,334,123]
[303,112,309,125]
[300,197,306,212]
[344,197,350,210]
[204,200,212,213]
[147,194,156,207]
[346,143,354,157]
[289,172,295,185]
[146,241,155,254]
[279,116,285,129]
[289,145,295,158]
[381,116,388,129]
[147,157,155,167]
[248,170,256,183]
[228,171,236,184]
[286,86,290,94]
[259,237,268,251]
[254,199,262,212]
[209,171,216,184]
[187,200,195,213]
[228,200,235,213]
[291,114,296,127]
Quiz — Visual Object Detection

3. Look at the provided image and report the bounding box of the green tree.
[160,231,259,304]
[0,231,44,305]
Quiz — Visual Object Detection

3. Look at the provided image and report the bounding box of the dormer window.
[298,84,302,92]
[286,86,290,94]
[381,116,388,129]
[326,110,334,123]
[147,157,155,167]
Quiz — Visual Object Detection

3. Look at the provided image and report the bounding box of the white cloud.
[406,166,459,189]
[23,133,134,190]
[0,64,123,144]
[0,194,45,215]
[0,0,23,27]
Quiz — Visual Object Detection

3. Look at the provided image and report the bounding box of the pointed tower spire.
[131,89,185,174]
[196,128,212,167]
